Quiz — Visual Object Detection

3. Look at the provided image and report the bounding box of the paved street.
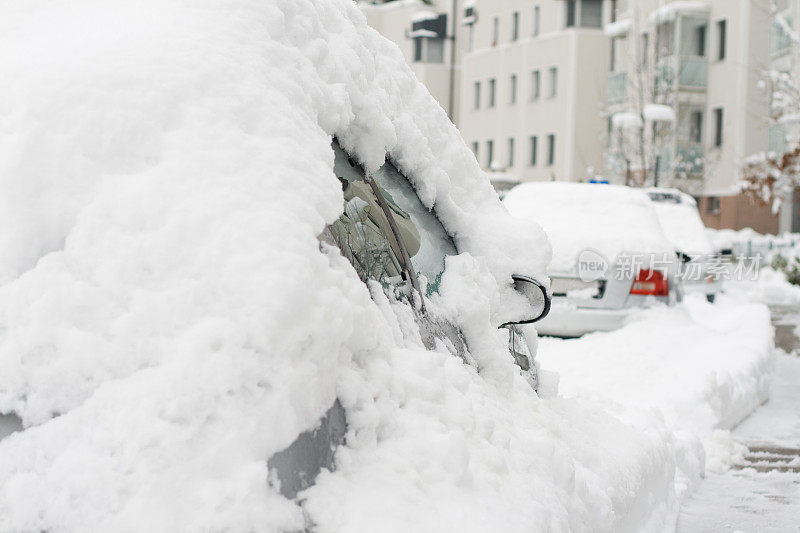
[677,306,800,532]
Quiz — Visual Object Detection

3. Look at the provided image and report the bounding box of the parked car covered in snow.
[504,182,680,337]
[2,2,693,532]
[645,188,722,303]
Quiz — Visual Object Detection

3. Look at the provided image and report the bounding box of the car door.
[269,139,547,502]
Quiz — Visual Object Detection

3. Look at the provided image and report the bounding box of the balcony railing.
[674,142,704,176]
[654,56,707,91]
[768,123,788,154]
[607,71,627,101]
[678,56,707,88]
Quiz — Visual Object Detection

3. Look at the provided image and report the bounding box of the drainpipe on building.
[447,0,457,123]
[654,155,660,187]
[625,158,632,186]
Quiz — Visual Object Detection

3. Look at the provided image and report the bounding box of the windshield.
[328,142,409,288]
[372,161,458,294]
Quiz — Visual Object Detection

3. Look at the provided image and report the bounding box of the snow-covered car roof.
[504,182,675,274]
[644,188,714,255]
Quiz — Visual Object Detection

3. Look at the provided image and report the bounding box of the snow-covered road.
[677,305,800,533]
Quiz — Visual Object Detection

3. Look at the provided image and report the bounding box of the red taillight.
[630,269,669,296]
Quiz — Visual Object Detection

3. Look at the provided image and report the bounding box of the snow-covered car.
[504,182,680,337]
[0,2,645,531]
[645,188,722,303]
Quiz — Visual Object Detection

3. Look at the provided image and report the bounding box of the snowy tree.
[606,4,685,187]
[741,2,800,212]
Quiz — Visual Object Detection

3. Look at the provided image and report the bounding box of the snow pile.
[611,111,643,130]
[725,264,800,307]
[648,1,710,24]
[504,182,676,275]
[706,228,765,254]
[604,19,632,37]
[643,104,677,124]
[0,0,686,531]
[538,294,775,482]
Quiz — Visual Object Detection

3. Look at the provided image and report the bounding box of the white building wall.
[704,0,769,195]
[458,0,609,182]
[360,0,462,123]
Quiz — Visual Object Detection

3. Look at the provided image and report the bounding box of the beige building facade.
[360,0,463,123]
[362,0,783,233]
[605,0,776,232]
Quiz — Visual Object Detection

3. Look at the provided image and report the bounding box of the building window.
[486,140,494,168]
[548,67,558,97]
[467,23,475,52]
[546,134,555,165]
[511,12,519,41]
[713,107,723,147]
[566,0,602,29]
[580,0,602,28]
[507,138,515,167]
[566,0,576,27]
[640,32,649,68]
[492,17,499,46]
[708,196,721,214]
[474,81,481,109]
[611,0,617,23]
[531,70,541,99]
[610,38,616,71]
[471,141,479,159]
[488,78,496,107]
[695,24,707,56]
[717,19,727,60]
[533,6,541,37]
[411,13,447,63]
[424,38,444,63]
[691,111,703,143]
[530,136,538,166]
[509,74,517,104]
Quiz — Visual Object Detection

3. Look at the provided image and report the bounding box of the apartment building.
[362,0,610,183]
[362,0,781,233]
[459,0,609,182]
[359,0,462,123]
[604,0,777,232]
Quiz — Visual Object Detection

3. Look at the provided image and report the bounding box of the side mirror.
[501,274,551,327]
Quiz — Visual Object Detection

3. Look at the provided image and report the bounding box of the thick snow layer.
[604,19,632,37]
[648,1,710,24]
[504,182,676,275]
[0,0,690,531]
[611,111,643,130]
[646,189,713,254]
[643,104,677,124]
[538,293,775,481]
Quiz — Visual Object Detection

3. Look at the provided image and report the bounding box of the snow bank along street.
[538,293,775,494]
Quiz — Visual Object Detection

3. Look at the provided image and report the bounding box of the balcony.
[678,56,707,88]
[674,142,704,176]
[655,56,707,92]
[607,71,627,101]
